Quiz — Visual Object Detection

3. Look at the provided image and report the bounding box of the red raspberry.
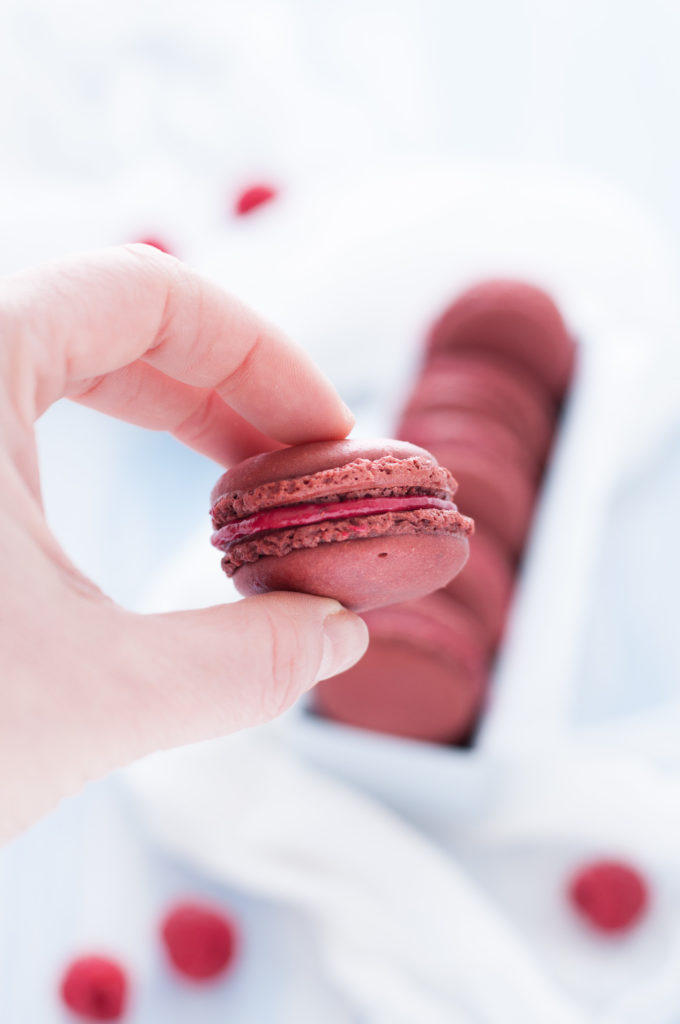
[568,859,649,933]
[234,184,278,216]
[135,237,175,255]
[60,956,128,1020]
[160,902,237,981]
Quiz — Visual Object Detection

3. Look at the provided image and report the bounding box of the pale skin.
[0,244,369,842]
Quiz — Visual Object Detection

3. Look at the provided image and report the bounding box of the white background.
[1,0,680,238]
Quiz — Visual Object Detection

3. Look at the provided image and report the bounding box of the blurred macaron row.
[314,280,576,744]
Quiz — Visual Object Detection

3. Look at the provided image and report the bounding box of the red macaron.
[427,279,575,400]
[403,351,557,467]
[397,410,537,556]
[314,593,489,742]
[444,526,513,646]
[210,439,474,612]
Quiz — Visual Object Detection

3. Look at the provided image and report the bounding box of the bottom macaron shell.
[314,619,486,743]
[232,531,470,612]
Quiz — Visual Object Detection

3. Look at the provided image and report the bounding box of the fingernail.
[315,610,369,684]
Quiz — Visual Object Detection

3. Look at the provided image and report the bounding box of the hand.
[0,245,368,841]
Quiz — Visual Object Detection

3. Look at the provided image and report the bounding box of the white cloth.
[126,735,586,1024]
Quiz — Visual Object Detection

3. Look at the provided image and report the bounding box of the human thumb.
[117,592,369,755]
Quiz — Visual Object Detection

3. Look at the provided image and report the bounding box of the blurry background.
[2,0,680,234]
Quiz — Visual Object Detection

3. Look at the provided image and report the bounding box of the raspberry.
[234,184,277,216]
[568,859,649,933]
[135,237,174,255]
[60,956,128,1020]
[160,902,237,981]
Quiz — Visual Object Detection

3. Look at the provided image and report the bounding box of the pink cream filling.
[211,495,456,552]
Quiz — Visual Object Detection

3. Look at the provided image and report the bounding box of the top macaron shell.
[211,438,447,505]
[210,439,474,613]
[427,279,576,399]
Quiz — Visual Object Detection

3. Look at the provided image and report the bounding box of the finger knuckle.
[173,391,219,449]
[257,603,310,720]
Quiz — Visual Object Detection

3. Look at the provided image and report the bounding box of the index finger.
[1,244,354,447]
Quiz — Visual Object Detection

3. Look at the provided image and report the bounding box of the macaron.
[210,439,474,612]
[397,410,536,555]
[313,594,489,742]
[444,527,513,646]
[403,352,556,466]
[427,279,575,399]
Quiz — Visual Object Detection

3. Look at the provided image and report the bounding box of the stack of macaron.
[314,280,576,743]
